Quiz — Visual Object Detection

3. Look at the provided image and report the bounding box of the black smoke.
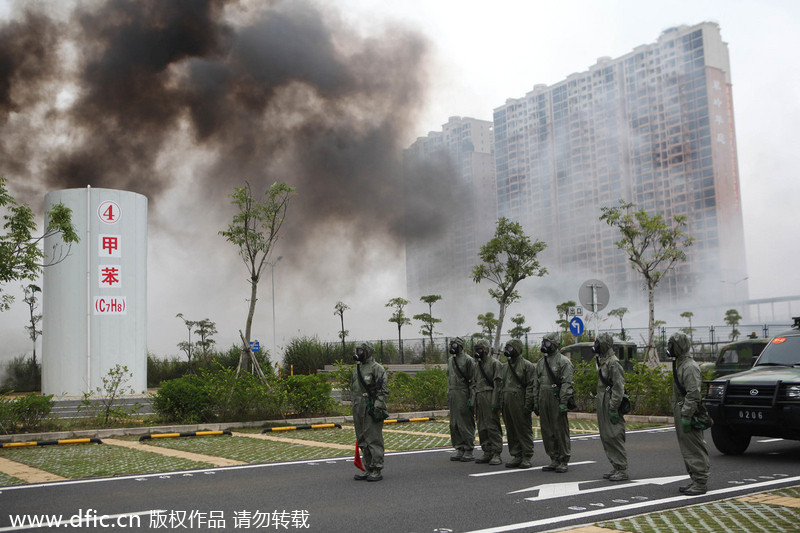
[0,0,470,306]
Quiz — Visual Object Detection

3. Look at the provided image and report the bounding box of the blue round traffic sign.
[569,317,585,337]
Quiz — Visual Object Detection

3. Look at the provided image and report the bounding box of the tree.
[220,181,294,373]
[472,217,547,351]
[556,301,577,334]
[508,313,531,340]
[608,307,629,341]
[413,294,443,354]
[1,177,79,311]
[22,284,42,364]
[600,200,694,366]
[386,297,411,363]
[476,312,498,342]
[680,311,695,345]
[333,301,350,358]
[175,313,197,363]
[724,309,742,341]
[194,318,217,359]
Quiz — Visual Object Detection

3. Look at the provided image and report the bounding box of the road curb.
[0,409,671,444]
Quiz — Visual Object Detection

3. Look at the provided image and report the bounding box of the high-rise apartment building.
[404,116,496,315]
[493,22,747,312]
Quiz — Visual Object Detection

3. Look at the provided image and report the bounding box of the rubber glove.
[558,404,568,414]
[681,418,692,433]
[609,411,620,424]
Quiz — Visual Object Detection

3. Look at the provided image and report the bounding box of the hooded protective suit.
[670,332,710,494]
[351,342,389,481]
[501,339,536,468]
[595,333,628,480]
[534,332,574,471]
[472,339,503,464]
[447,337,477,461]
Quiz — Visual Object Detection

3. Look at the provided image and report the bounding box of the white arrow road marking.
[465,475,800,533]
[470,461,595,477]
[510,474,689,500]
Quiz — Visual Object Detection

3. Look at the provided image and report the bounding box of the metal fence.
[325,322,792,365]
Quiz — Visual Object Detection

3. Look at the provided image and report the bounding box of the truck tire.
[711,424,751,455]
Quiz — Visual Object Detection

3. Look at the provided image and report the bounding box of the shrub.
[0,355,41,393]
[282,336,351,375]
[326,360,355,402]
[572,361,598,412]
[147,354,190,387]
[410,368,448,409]
[77,364,142,425]
[625,362,672,415]
[202,368,285,422]
[386,371,414,410]
[572,360,675,416]
[152,367,295,424]
[285,375,337,417]
[151,374,215,424]
[387,368,447,411]
[0,393,54,434]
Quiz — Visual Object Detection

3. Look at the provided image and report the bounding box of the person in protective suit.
[472,338,504,465]
[534,332,574,473]
[594,333,629,481]
[352,342,389,482]
[669,332,710,495]
[447,336,477,461]
[501,339,536,468]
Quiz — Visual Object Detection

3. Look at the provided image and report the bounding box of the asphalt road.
[1,426,799,532]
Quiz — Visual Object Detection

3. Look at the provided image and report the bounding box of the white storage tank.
[42,187,147,396]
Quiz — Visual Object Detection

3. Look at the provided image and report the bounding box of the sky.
[1,0,799,363]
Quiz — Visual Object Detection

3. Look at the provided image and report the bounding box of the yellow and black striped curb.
[138,430,232,442]
[384,417,435,424]
[261,423,342,433]
[0,438,102,448]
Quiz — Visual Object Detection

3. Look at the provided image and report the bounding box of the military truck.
[701,337,769,378]
[561,340,638,370]
[703,317,800,454]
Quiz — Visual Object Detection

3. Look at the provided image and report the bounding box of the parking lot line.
[0,457,66,483]
[102,438,246,467]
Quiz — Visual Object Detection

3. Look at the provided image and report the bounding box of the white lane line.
[0,424,674,492]
[463,475,800,533]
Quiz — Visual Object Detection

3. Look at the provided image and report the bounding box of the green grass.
[599,499,800,532]
[0,443,209,483]
[0,472,25,486]
[139,435,351,463]
[771,486,800,498]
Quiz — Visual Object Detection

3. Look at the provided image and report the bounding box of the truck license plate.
[738,409,766,421]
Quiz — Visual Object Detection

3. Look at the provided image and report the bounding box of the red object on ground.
[354,442,365,471]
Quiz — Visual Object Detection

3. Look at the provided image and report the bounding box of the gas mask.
[541,339,555,355]
[592,340,601,354]
[354,347,367,363]
[666,340,677,358]
[475,347,486,360]
[449,342,461,355]
[504,344,516,358]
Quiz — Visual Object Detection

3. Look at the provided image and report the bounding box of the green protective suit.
[595,333,628,474]
[447,343,477,453]
[534,334,574,467]
[473,344,503,458]
[670,333,710,488]
[501,340,536,462]
[351,343,389,474]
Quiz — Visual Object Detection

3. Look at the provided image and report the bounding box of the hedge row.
[151,368,337,424]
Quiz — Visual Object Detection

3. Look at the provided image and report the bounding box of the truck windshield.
[755,336,800,366]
